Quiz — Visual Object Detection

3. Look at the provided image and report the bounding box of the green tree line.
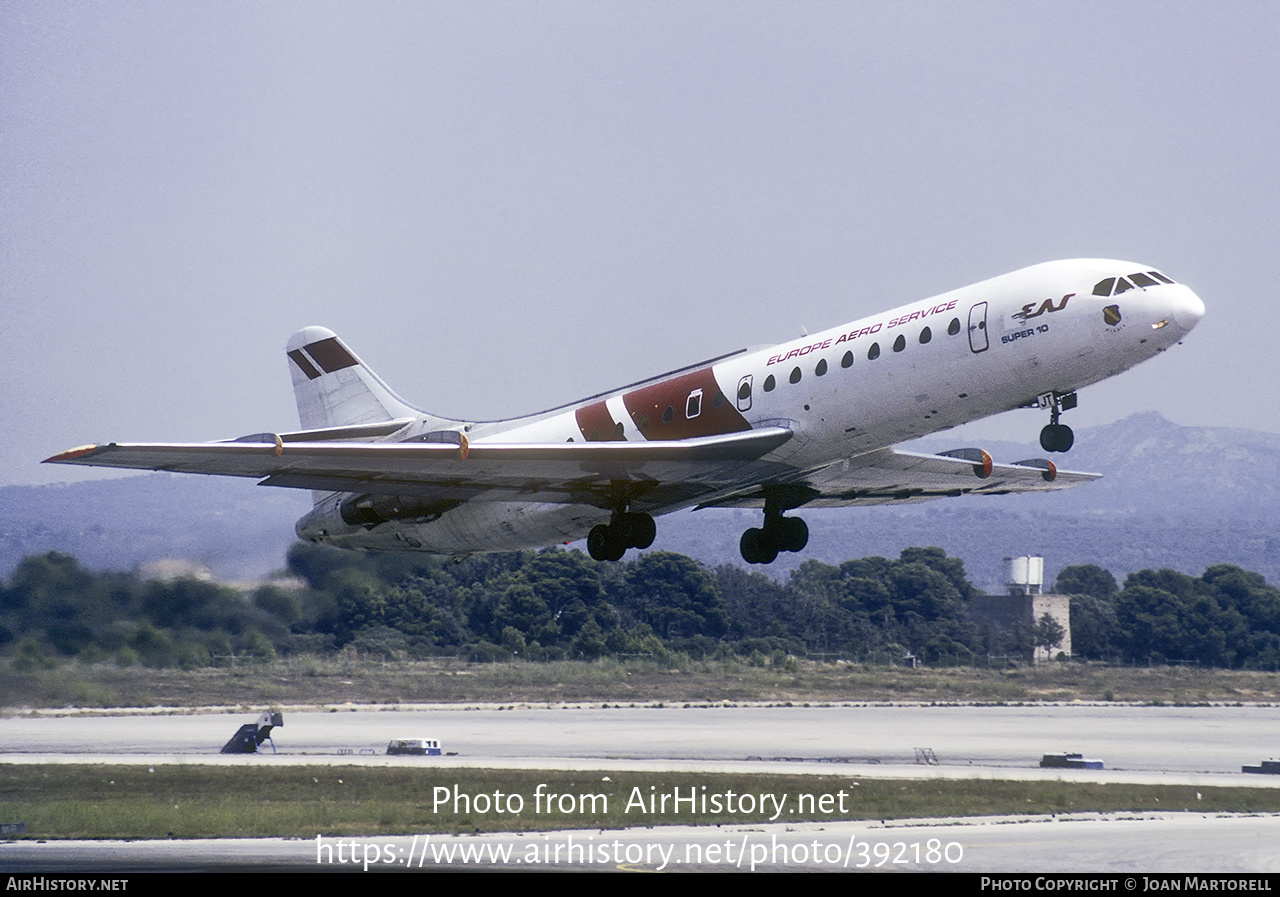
[1062,563,1280,667]
[3,547,1279,669]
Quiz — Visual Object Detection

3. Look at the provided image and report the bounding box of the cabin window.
[712,390,725,408]
[763,374,776,392]
[841,350,853,368]
[893,334,906,352]
[637,413,650,431]
[867,342,880,360]
[919,326,932,344]
[948,318,961,336]
[815,358,828,376]
[662,405,674,424]
[789,366,802,384]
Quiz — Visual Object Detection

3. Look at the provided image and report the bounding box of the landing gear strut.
[1038,391,1077,453]
[740,508,809,565]
[587,510,655,561]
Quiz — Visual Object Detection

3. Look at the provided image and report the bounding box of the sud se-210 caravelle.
[47,259,1204,564]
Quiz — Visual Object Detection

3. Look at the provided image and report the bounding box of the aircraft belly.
[343,502,604,554]
[432,501,604,551]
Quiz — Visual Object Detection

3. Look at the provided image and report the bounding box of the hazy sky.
[4,2,1277,487]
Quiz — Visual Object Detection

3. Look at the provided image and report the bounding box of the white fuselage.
[300,259,1204,554]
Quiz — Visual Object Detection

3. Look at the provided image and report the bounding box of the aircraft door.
[968,302,989,353]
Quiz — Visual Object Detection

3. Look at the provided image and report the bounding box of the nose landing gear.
[1038,391,1077,453]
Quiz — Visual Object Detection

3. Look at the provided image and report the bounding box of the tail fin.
[285,326,454,431]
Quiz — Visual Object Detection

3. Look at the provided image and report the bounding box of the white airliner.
[46,259,1204,564]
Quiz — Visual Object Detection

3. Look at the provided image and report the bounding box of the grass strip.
[3,764,1279,839]
[5,659,1279,710]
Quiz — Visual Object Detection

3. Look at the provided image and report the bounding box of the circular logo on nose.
[1103,305,1122,326]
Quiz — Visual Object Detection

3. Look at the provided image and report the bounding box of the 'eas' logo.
[1012,293,1074,322]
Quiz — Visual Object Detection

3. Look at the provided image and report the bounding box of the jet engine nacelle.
[296,491,459,542]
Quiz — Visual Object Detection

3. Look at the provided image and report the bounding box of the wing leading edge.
[698,446,1100,509]
[47,431,1097,515]
[43,427,796,512]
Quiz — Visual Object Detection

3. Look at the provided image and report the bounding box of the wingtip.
[44,444,106,464]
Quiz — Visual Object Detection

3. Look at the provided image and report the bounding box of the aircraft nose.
[1172,286,1206,334]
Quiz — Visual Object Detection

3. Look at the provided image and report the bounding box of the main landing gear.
[1038,391,1077,453]
[740,509,809,565]
[587,511,656,562]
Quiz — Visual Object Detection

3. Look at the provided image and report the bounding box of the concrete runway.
[5,702,1280,775]
[3,702,1280,872]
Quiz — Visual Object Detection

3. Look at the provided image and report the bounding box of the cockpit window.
[1093,270,1177,297]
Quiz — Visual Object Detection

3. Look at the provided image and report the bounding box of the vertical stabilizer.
[286,327,446,430]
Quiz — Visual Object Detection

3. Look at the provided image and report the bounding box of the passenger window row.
[760,317,962,392]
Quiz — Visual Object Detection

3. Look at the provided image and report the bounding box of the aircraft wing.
[698,446,1100,509]
[44,428,796,512]
[46,431,1095,514]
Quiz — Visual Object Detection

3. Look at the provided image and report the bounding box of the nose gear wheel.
[1038,391,1077,453]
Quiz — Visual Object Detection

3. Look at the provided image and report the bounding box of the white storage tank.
[1004,556,1044,595]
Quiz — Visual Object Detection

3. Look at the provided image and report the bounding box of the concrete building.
[970,556,1072,663]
